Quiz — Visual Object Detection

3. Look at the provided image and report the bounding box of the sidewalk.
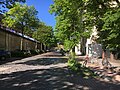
[85,59,120,83]
[110,60,120,67]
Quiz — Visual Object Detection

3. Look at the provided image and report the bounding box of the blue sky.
[25,0,56,28]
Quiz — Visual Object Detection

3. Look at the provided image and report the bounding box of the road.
[0,52,120,90]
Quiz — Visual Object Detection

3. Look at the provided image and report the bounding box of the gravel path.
[0,52,120,90]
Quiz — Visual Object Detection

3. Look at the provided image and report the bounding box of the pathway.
[0,52,120,90]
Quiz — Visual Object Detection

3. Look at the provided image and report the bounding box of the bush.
[67,58,97,78]
[11,50,33,57]
[11,50,27,57]
[30,50,38,55]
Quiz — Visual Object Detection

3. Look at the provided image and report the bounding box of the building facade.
[0,26,44,51]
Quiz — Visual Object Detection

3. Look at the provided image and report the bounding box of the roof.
[0,25,40,43]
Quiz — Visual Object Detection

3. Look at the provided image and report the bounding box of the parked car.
[0,50,11,60]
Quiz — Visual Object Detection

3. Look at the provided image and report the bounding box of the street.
[0,52,120,90]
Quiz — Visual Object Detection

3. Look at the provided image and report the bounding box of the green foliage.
[50,0,91,52]
[0,0,26,13]
[2,2,39,36]
[68,58,97,78]
[68,59,79,71]
[11,50,29,57]
[64,39,75,51]
[2,2,39,50]
[100,8,120,50]
[32,22,54,47]
[80,0,120,51]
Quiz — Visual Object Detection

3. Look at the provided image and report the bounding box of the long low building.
[0,25,44,51]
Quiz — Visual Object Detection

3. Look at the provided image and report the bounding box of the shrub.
[30,50,38,55]
[11,50,32,57]
[67,58,97,78]
[11,50,26,57]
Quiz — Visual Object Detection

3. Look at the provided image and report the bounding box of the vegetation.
[11,49,43,58]
[49,0,91,59]
[67,50,97,78]
[50,0,120,58]
[1,0,120,59]
[49,0,97,77]
[32,22,56,49]
[0,0,26,13]
[50,0,120,76]
[82,0,120,56]
[68,59,97,78]
[1,2,56,54]
[2,2,39,35]
[2,2,39,50]
[100,8,120,51]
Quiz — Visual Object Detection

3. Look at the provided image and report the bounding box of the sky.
[25,0,56,28]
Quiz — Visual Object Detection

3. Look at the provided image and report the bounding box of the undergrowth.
[67,58,98,79]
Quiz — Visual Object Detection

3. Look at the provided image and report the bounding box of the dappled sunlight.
[0,52,120,89]
[15,57,68,66]
[0,66,120,90]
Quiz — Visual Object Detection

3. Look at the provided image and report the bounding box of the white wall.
[75,42,82,55]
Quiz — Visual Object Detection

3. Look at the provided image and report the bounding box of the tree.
[0,0,26,13]
[32,22,54,50]
[2,2,39,50]
[81,0,120,58]
[100,8,120,52]
[84,0,120,50]
[50,0,91,55]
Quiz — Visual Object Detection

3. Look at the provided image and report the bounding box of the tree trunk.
[20,37,23,50]
[110,52,114,61]
[20,29,24,50]
[69,46,76,60]
[41,43,43,51]
[35,41,38,50]
[72,46,75,53]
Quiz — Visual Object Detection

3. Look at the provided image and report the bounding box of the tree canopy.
[2,2,39,50]
[83,0,120,51]
[100,5,120,51]
[0,0,26,13]
[50,0,120,54]
[50,0,91,51]
[32,22,54,47]
[2,2,39,36]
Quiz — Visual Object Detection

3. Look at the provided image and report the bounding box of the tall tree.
[81,0,120,58]
[2,2,39,50]
[50,0,91,55]
[85,0,120,50]
[0,0,26,13]
[32,22,54,49]
[100,2,120,51]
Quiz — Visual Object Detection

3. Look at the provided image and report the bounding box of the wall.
[0,28,42,51]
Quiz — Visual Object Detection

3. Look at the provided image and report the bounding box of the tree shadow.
[0,57,23,65]
[0,66,120,90]
[0,51,65,65]
[41,53,64,57]
[41,52,64,57]
[15,58,68,66]
[0,52,120,90]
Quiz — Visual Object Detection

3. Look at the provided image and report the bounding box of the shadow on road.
[0,52,64,65]
[0,52,120,90]
[0,57,23,65]
[16,58,68,66]
[0,66,120,90]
